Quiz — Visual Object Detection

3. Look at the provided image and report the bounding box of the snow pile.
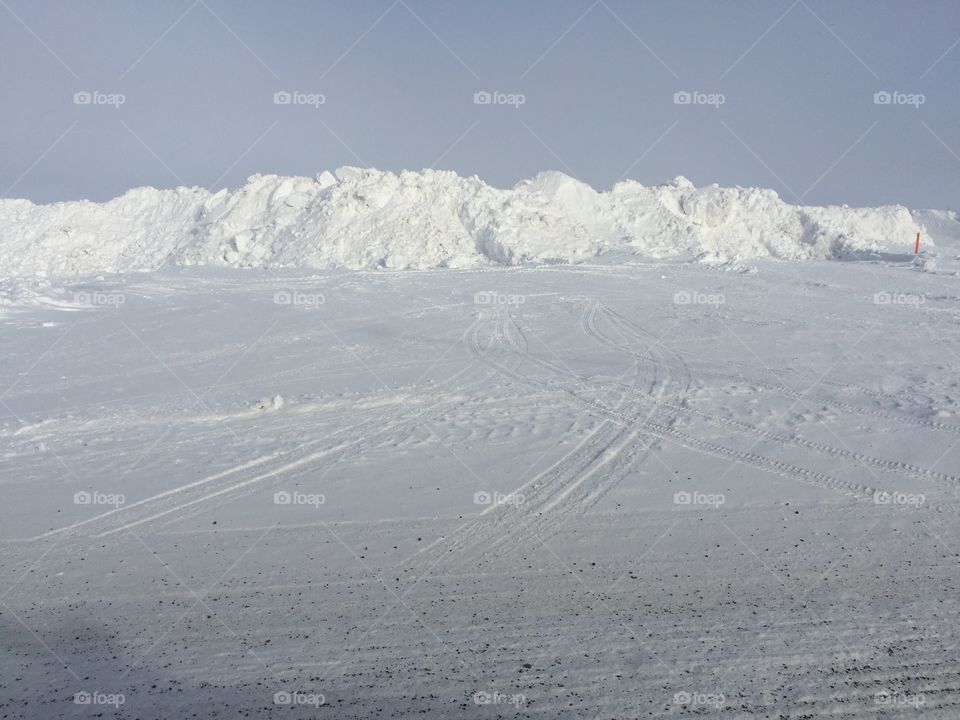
[913,209,960,251]
[0,168,934,278]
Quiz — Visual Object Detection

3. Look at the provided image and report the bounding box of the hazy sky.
[2,0,958,208]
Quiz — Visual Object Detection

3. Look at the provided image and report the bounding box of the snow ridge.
[0,168,935,278]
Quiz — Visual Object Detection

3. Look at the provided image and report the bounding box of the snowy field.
[2,251,960,717]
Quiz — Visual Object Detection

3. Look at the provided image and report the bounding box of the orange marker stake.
[915,231,921,255]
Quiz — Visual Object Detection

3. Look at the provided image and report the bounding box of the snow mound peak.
[0,169,933,278]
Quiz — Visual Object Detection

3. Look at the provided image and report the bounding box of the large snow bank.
[0,168,934,278]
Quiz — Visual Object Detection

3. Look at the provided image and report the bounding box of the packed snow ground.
[1,168,954,278]
[1,253,959,718]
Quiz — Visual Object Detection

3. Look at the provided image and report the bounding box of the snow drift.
[0,168,938,278]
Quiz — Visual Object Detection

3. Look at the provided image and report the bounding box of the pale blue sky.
[1,0,958,208]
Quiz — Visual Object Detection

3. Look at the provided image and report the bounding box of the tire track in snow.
[426,306,682,563]
[584,306,960,492]
[24,336,496,540]
[515,302,877,503]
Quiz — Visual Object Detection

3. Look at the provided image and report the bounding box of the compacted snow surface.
[1,183,960,718]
